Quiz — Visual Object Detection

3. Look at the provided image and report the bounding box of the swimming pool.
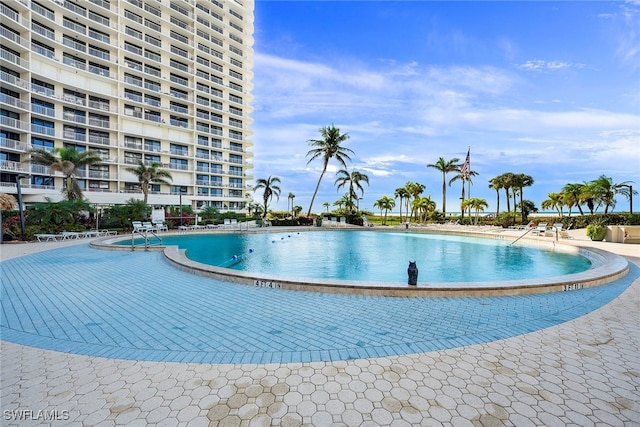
[147,230,592,283]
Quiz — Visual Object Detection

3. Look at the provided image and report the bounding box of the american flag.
[461,148,470,179]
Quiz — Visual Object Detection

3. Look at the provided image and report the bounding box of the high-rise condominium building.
[0,0,254,212]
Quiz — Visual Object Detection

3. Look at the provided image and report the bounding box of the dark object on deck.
[408,261,418,286]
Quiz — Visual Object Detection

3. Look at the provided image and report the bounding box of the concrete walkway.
[1,229,639,426]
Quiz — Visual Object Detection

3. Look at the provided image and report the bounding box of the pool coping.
[91,228,629,297]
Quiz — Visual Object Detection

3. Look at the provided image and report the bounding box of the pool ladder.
[131,228,162,250]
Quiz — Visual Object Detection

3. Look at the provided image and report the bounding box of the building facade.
[0,0,254,212]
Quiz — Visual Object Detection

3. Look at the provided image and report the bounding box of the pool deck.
[1,226,639,426]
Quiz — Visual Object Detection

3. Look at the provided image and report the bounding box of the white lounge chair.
[153,221,168,232]
[34,234,60,242]
[330,217,338,228]
[339,217,347,227]
[230,218,238,229]
[531,222,548,236]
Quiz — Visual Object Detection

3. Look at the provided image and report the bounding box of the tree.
[253,176,281,218]
[287,192,295,217]
[427,157,460,214]
[126,161,173,204]
[461,197,489,225]
[412,196,437,223]
[449,170,478,218]
[516,199,538,222]
[292,205,303,217]
[373,196,395,225]
[394,186,410,224]
[334,169,369,213]
[514,173,534,221]
[561,183,586,216]
[322,202,330,212]
[499,172,515,214]
[541,193,564,216]
[404,181,426,221]
[305,125,354,216]
[30,147,103,200]
[588,175,636,214]
[488,175,503,216]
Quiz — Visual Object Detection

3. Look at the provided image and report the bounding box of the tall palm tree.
[287,192,295,216]
[373,196,395,225]
[499,172,515,214]
[126,161,173,204]
[30,147,102,200]
[305,125,354,216]
[427,156,460,214]
[405,181,426,221]
[322,201,330,213]
[514,173,534,221]
[394,186,410,224]
[488,175,503,216]
[253,176,281,218]
[334,169,369,213]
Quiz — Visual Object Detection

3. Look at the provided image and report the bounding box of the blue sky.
[250,1,640,215]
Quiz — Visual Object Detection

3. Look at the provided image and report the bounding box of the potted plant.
[586,223,606,241]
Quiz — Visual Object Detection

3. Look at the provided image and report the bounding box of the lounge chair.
[322,217,329,227]
[230,218,238,229]
[531,222,548,236]
[153,221,168,232]
[330,217,338,228]
[34,233,60,242]
[339,217,347,227]
[223,218,232,228]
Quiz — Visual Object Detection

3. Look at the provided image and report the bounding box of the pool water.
[153,231,591,283]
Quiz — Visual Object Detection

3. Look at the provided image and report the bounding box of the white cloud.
[515,60,586,72]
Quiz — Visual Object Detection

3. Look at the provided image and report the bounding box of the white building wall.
[0,0,254,212]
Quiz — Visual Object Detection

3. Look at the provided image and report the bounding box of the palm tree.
[404,181,426,221]
[287,192,295,217]
[588,175,636,214]
[30,147,103,200]
[488,175,503,216]
[394,186,410,224]
[126,161,173,204]
[322,201,330,213]
[427,157,460,214]
[253,176,281,218]
[305,125,354,216]
[561,183,586,216]
[541,192,564,216]
[514,173,534,221]
[334,169,370,213]
[373,196,395,225]
[499,172,515,214]
[449,170,478,218]
[412,196,437,223]
[461,197,489,225]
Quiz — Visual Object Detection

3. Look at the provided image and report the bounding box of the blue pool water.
[145,231,591,283]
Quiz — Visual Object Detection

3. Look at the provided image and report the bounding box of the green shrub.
[586,224,606,241]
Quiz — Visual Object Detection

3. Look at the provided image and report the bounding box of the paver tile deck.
[1,231,639,425]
